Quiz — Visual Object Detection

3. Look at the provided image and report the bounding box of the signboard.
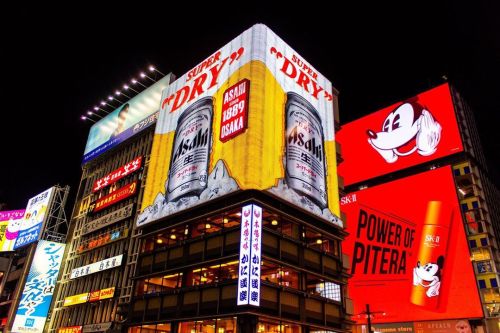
[237,204,262,306]
[14,188,55,250]
[70,254,123,279]
[82,322,113,333]
[341,167,482,323]
[82,204,134,235]
[90,181,137,213]
[0,210,25,252]
[58,327,82,333]
[63,293,89,307]
[12,241,65,333]
[92,156,142,192]
[138,24,341,228]
[337,83,464,186]
[83,74,173,164]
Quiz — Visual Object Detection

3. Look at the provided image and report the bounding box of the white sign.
[237,204,262,306]
[82,204,134,235]
[70,254,123,279]
[83,322,113,332]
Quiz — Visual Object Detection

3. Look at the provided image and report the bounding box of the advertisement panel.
[83,74,173,164]
[0,210,25,251]
[353,319,473,333]
[82,323,113,333]
[92,156,142,192]
[337,83,463,186]
[12,240,65,333]
[82,204,134,235]
[341,167,482,323]
[14,187,55,250]
[63,293,89,307]
[90,181,137,213]
[138,24,341,228]
[58,327,82,333]
[70,254,123,279]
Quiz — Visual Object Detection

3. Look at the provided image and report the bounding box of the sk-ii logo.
[367,101,442,163]
[425,234,441,247]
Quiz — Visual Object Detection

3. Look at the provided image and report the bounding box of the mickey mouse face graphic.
[367,101,442,163]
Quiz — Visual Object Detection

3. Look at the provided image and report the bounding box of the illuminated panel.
[138,24,341,228]
[83,75,173,164]
[91,181,137,213]
[12,241,65,333]
[237,204,262,306]
[92,156,142,192]
[63,293,89,307]
[14,188,55,250]
[58,327,83,333]
[0,210,25,252]
[337,83,464,186]
[82,204,134,235]
[341,166,482,323]
[69,254,123,279]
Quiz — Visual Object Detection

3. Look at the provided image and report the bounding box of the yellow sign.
[63,293,89,307]
[137,24,341,228]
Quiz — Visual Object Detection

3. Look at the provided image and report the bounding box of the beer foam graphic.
[137,159,238,225]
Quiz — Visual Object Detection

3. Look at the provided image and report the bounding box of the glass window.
[478,279,486,289]
[261,262,299,289]
[453,169,461,176]
[257,320,301,333]
[469,239,477,248]
[137,273,183,295]
[217,261,239,282]
[472,201,479,209]
[464,166,471,174]
[480,237,488,246]
[263,211,281,233]
[322,239,339,256]
[304,227,323,251]
[281,220,300,239]
[461,203,469,212]
[490,278,498,288]
[261,261,280,285]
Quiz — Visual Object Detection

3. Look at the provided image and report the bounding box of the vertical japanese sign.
[12,240,65,333]
[14,187,55,250]
[237,204,262,306]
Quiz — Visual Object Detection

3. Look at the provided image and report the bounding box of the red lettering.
[280,57,297,79]
[310,80,324,99]
[207,57,229,89]
[296,70,311,92]
[188,73,207,102]
[171,86,190,113]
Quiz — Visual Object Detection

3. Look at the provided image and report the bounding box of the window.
[178,318,237,333]
[461,203,469,212]
[478,280,486,289]
[454,169,461,176]
[480,237,488,246]
[469,239,477,248]
[472,201,479,209]
[490,278,499,288]
[464,166,471,174]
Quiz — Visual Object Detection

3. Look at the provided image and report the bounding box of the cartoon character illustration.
[2,216,24,251]
[413,256,444,297]
[367,101,442,163]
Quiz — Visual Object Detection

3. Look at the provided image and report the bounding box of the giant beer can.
[166,97,213,202]
[285,92,328,208]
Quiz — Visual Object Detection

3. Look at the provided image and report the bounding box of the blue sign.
[14,188,54,250]
[83,74,172,164]
[12,240,66,333]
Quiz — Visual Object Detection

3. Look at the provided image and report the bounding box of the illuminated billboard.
[83,74,173,164]
[14,187,55,250]
[12,240,65,333]
[0,210,25,251]
[90,181,137,213]
[341,166,482,323]
[138,24,341,228]
[92,156,142,192]
[70,254,123,279]
[337,84,463,186]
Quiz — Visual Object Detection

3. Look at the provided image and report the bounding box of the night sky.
[1,3,499,211]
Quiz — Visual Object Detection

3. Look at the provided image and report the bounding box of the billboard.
[92,156,142,192]
[0,210,25,251]
[341,166,482,323]
[353,319,473,333]
[14,187,55,250]
[83,74,173,164]
[12,240,65,333]
[138,24,341,227]
[337,83,463,186]
[70,254,123,279]
[90,181,137,213]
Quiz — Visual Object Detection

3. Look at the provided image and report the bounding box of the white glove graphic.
[416,110,442,156]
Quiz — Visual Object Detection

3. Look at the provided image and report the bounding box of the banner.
[12,240,65,333]
[14,188,55,250]
[90,181,137,213]
[0,210,25,252]
[70,254,123,279]
[138,24,341,228]
[82,204,134,235]
[92,156,142,192]
[83,75,173,164]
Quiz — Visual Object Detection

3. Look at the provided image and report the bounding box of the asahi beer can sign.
[167,97,213,201]
[138,24,342,228]
[286,92,327,208]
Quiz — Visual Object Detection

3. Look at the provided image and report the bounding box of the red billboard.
[341,166,482,323]
[92,156,142,192]
[91,181,137,213]
[337,84,463,186]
